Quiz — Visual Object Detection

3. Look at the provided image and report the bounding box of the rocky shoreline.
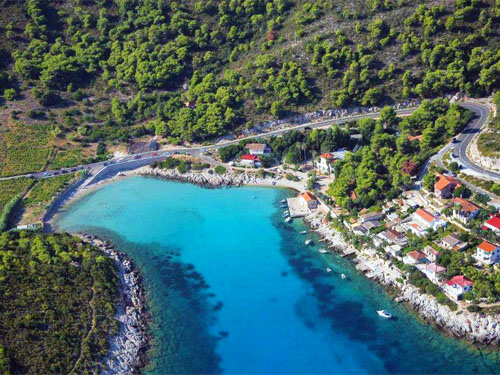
[78,234,151,374]
[305,211,500,346]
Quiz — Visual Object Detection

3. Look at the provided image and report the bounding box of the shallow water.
[55,176,500,374]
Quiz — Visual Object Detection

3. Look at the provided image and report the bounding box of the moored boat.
[326,267,332,273]
[319,248,328,254]
[377,310,392,319]
[285,217,292,223]
[299,230,308,235]
[341,273,346,279]
[305,239,312,246]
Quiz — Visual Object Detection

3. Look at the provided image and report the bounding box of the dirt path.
[68,285,96,374]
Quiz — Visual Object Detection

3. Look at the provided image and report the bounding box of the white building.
[246,143,271,155]
[444,275,474,300]
[403,250,427,265]
[475,241,500,265]
[423,263,446,282]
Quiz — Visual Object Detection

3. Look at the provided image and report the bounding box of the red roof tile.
[241,154,259,161]
[302,191,317,202]
[415,208,436,223]
[485,215,500,230]
[478,241,499,253]
[445,275,474,287]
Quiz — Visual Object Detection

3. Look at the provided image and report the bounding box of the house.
[408,135,423,142]
[410,208,446,235]
[441,234,467,251]
[301,191,319,210]
[352,223,368,236]
[359,211,384,224]
[483,214,500,234]
[376,229,408,247]
[451,197,481,223]
[423,245,440,262]
[434,174,461,199]
[403,250,428,265]
[444,275,474,300]
[423,263,446,282]
[240,154,260,167]
[246,143,271,155]
[128,136,158,154]
[362,220,381,231]
[184,101,196,108]
[316,153,336,175]
[385,244,402,258]
[475,241,500,265]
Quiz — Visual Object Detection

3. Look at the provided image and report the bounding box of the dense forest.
[0,231,119,374]
[0,0,499,148]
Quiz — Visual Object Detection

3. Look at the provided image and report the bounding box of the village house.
[434,174,461,199]
[385,244,402,258]
[483,214,500,235]
[451,197,481,224]
[246,143,272,155]
[359,211,384,224]
[352,223,368,236]
[316,153,336,175]
[403,250,428,265]
[475,241,500,265]
[440,233,468,251]
[240,154,260,167]
[444,275,474,301]
[301,191,319,210]
[408,208,446,236]
[423,263,447,282]
[375,229,408,247]
[423,245,440,262]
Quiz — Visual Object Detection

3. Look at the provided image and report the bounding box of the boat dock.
[286,197,311,218]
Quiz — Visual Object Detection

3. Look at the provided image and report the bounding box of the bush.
[467,304,483,313]
[285,173,299,182]
[214,165,226,174]
[0,194,22,232]
[4,88,16,101]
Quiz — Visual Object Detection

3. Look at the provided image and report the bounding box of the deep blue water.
[55,176,500,374]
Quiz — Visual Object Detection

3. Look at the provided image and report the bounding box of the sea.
[54,175,500,374]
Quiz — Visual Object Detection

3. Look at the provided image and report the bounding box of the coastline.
[48,163,500,350]
[77,233,151,374]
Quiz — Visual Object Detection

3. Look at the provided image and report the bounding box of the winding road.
[1,100,497,188]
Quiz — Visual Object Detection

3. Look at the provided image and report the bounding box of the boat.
[319,248,328,254]
[280,203,288,208]
[285,217,292,223]
[341,273,347,279]
[305,239,312,246]
[326,267,332,273]
[377,310,392,319]
[299,230,308,235]
[281,199,286,203]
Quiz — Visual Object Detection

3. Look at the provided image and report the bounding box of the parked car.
[134,155,141,160]
[451,153,457,158]
[152,152,158,156]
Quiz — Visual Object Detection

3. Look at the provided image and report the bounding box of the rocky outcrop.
[78,234,151,375]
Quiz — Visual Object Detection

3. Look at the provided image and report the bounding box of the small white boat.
[326,267,332,273]
[377,310,392,319]
[283,210,289,215]
[341,273,347,279]
[319,248,328,254]
[285,217,292,223]
[305,239,312,246]
[280,204,288,208]
[299,230,308,235]
[281,199,286,203]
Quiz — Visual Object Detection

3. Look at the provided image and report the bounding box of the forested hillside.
[0,231,119,374]
[0,0,499,155]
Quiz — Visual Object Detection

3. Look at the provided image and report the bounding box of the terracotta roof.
[452,197,480,213]
[408,135,423,141]
[415,208,436,223]
[301,191,317,202]
[407,250,427,260]
[349,218,357,224]
[320,153,334,160]
[241,154,259,161]
[478,241,499,253]
[349,191,358,200]
[435,174,461,192]
[425,263,446,273]
[445,275,474,287]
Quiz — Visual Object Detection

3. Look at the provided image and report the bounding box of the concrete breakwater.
[78,234,151,374]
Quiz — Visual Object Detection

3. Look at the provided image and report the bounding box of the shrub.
[214,165,226,174]
[467,304,483,313]
[4,88,16,101]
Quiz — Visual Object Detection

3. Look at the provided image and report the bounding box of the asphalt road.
[0,101,496,185]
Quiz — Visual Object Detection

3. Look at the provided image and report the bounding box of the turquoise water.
[55,176,500,374]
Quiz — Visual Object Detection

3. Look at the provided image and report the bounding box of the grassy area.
[0,123,55,176]
[0,179,32,212]
[21,174,75,224]
[477,131,500,158]
[51,146,86,169]
[458,173,500,197]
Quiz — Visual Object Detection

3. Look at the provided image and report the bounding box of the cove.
[54,176,500,374]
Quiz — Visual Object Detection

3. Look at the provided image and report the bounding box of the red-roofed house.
[483,214,500,235]
[316,153,335,175]
[240,154,260,167]
[410,208,446,235]
[301,191,319,209]
[423,263,446,282]
[408,135,423,142]
[403,250,428,265]
[434,174,461,199]
[445,275,474,300]
[475,241,500,265]
[452,197,481,223]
